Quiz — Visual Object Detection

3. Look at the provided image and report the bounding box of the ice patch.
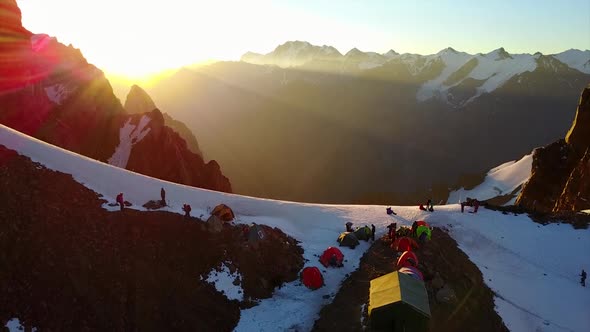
[205,262,244,301]
[107,115,151,168]
[5,318,37,332]
[44,84,76,105]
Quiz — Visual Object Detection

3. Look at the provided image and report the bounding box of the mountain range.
[242,41,590,107]
[146,41,590,203]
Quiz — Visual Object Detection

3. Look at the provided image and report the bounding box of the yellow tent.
[369,271,430,331]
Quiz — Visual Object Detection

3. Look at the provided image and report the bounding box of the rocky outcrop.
[124,84,203,156]
[517,85,590,211]
[123,84,156,114]
[0,0,230,192]
[125,109,231,192]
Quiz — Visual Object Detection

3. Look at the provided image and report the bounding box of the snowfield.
[448,153,533,205]
[1,123,588,332]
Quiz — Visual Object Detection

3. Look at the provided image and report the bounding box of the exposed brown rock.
[517,85,590,211]
[124,84,203,156]
[0,147,301,330]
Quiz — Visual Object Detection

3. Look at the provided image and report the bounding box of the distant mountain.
[124,84,203,156]
[517,84,590,212]
[147,40,589,203]
[0,1,230,192]
[242,41,590,106]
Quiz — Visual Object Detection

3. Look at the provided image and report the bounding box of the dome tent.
[369,271,430,332]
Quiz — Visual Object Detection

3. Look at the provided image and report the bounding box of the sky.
[17,0,590,78]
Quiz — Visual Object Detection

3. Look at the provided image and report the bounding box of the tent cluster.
[368,218,434,331]
[337,223,374,249]
[301,222,376,290]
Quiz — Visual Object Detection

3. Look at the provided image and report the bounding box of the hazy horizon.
[17,0,590,80]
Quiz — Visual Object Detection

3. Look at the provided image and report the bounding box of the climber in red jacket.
[182,204,192,218]
[116,193,124,211]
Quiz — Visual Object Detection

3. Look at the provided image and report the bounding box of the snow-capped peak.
[437,47,459,55]
[487,47,513,61]
[345,48,365,57]
[383,49,399,58]
[552,49,590,74]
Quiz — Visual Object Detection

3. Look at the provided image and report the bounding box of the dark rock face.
[124,84,203,156]
[126,110,231,192]
[124,84,157,115]
[0,0,230,192]
[517,85,590,211]
[565,86,590,153]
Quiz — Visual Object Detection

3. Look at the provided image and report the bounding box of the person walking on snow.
[160,187,166,206]
[371,224,376,241]
[386,207,397,215]
[182,204,191,218]
[116,193,124,211]
[581,269,587,287]
[427,199,434,212]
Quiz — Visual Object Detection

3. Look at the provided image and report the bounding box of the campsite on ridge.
[2,1,590,331]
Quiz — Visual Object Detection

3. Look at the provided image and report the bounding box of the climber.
[386,207,397,215]
[427,199,434,212]
[160,187,166,206]
[371,224,376,241]
[419,204,427,211]
[581,269,587,287]
[116,193,124,211]
[346,221,354,232]
[387,223,397,241]
[182,204,191,218]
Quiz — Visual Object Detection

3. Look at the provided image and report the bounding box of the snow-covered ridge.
[1,123,588,332]
[241,41,589,74]
[553,49,590,74]
[447,153,533,205]
[417,49,538,104]
[241,41,589,104]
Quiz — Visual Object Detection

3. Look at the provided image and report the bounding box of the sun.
[18,0,244,80]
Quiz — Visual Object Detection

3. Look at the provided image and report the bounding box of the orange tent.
[211,204,235,221]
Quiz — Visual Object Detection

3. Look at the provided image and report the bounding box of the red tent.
[416,220,429,227]
[393,236,419,252]
[301,267,324,290]
[319,247,344,268]
[399,266,424,281]
[397,251,419,269]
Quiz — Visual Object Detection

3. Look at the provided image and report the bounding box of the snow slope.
[448,153,533,204]
[553,49,590,74]
[1,123,588,332]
